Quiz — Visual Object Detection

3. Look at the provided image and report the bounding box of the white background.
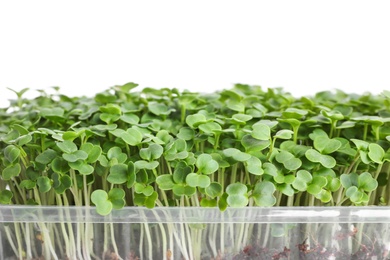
[1,1,390,108]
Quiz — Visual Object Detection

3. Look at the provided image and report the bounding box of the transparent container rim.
[0,205,389,223]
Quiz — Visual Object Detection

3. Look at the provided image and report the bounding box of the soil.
[231,240,390,260]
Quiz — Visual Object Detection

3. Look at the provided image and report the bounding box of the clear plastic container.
[1,206,390,260]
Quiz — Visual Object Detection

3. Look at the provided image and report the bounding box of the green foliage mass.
[1,83,390,215]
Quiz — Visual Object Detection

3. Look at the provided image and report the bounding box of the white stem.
[25,223,32,259]
[144,223,153,260]
[184,223,193,260]
[4,226,19,257]
[139,223,144,260]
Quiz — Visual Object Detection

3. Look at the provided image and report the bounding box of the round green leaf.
[62,150,88,162]
[252,123,271,141]
[107,163,128,184]
[274,130,293,140]
[0,190,13,204]
[37,176,52,193]
[172,184,196,196]
[314,137,341,154]
[196,154,219,174]
[358,172,378,192]
[198,122,222,134]
[245,156,263,175]
[134,160,159,170]
[20,180,36,189]
[186,114,207,128]
[56,140,78,154]
[91,190,113,216]
[35,149,57,165]
[223,148,251,162]
[227,194,248,207]
[205,182,223,198]
[368,143,385,164]
[186,173,211,188]
[226,183,247,195]
[2,163,21,180]
[177,127,195,140]
[252,181,276,206]
[51,157,70,174]
[68,160,94,175]
[4,145,20,163]
[156,175,175,190]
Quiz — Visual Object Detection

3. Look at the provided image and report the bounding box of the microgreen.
[1,83,390,217]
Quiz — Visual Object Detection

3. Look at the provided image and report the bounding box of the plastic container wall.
[1,206,390,260]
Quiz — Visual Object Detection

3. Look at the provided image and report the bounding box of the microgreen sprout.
[2,83,390,259]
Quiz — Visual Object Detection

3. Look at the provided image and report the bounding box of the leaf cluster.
[1,84,390,215]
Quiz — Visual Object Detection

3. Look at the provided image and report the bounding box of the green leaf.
[200,198,218,207]
[223,148,251,162]
[56,140,78,154]
[37,176,52,193]
[173,164,192,184]
[314,137,341,154]
[91,190,113,216]
[177,127,195,140]
[196,154,219,174]
[241,135,271,152]
[307,184,322,195]
[226,183,247,195]
[351,139,369,151]
[198,122,222,134]
[51,157,70,174]
[358,172,378,192]
[226,100,245,112]
[0,190,13,204]
[156,175,175,190]
[80,143,102,163]
[319,155,336,168]
[186,114,207,128]
[315,189,332,203]
[186,173,210,188]
[205,182,223,198]
[120,114,140,125]
[20,180,36,189]
[274,129,293,140]
[305,149,336,168]
[4,145,20,163]
[252,123,271,141]
[68,160,94,175]
[346,186,364,203]
[172,184,196,196]
[100,104,122,115]
[232,113,253,124]
[134,160,159,170]
[275,151,302,171]
[263,163,278,177]
[340,173,359,189]
[148,102,175,116]
[2,163,21,180]
[16,134,32,146]
[226,194,248,207]
[218,193,228,211]
[140,143,164,161]
[62,150,88,162]
[107,163,128,184]
[252,181,276,206]
[108,188,126,209]
[368,143,385,164]
[35,149,57,164]
[245,156,263,175]
[120,128,143,146]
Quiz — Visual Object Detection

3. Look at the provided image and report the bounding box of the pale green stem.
[4,226,19,257]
